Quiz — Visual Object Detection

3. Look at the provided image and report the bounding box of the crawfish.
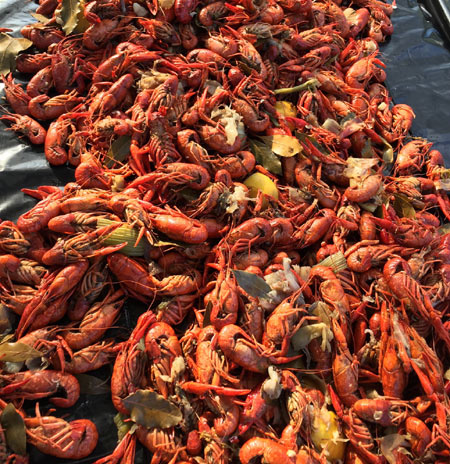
[16,52,52,74]
[140,111,182,166]
[107,254,155,302]
[25,409,98,460]
[240,437,295,464]
[26,66,53,98]
[41,223,125,266]
[21,24,64,50]
[331,319,360,407]
[28,91,83,121]
[262,291,313,356]
[127,163,210,200]
[63,288,125,350]
[0,255,47,286]
[383,257,450,352]
[51,339,119,374]
[0,110,46,145]
[68,257,110,321]
[136,426,188,463]
[89,74,135,115]
[198,1,230,27]
[0,370,80,408]
[17,261,89,337]
[0,283,36,316]
[0,221,31,255]
[145,321,184,398]
[47,212,119,235]
[111,311,156,414]
[141,202,209,244]
[156,294,196,325]
[1,74,31,115]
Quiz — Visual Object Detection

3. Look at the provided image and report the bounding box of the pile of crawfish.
[1,0,450,461]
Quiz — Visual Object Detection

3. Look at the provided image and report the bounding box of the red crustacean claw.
[180,382,251,396]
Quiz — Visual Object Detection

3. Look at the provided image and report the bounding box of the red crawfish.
[0,370,80,408]
[111,311,156,414]
[25,409,98,460]
[1,74,31,115]
[0,110,46,145]
[41,223,126,266]
[16,261,89,337]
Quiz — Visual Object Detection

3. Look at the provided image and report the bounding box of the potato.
[310,408,346,462]
[275,101,297,118]
[244,173,279,209]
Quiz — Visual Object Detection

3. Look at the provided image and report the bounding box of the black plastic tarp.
[0,0,449,462]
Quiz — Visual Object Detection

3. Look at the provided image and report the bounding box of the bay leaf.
[249,139,282,175]
[259,134,302,157]
[203,300,212,327]
[159,0,175,8]
[57,0,89,35]
[232,270,271,299]
[439,223,450,235]
[393,194,416,219]
[123,390,182,429]
[30,13,52,23]
[106,136,132,168]
[380,434,410,464]
[0,342,42,362]
[0,33,32,75]
[0,403,26,456]
[0,304,13,335]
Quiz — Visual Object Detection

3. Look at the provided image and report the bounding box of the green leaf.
[0,403,26,456]
[114,413,133,441]
[232,270,271,299]
[250,139,282,175]
[106,136,132,168]
[0,342,42,362]
[123,390,182,429]
[75,374,111,395]
[0,33,32,76]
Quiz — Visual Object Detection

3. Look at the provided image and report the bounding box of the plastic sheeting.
[0,0,449,462]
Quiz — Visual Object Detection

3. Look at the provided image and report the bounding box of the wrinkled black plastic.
[0,0,449,462]
[382,0,450,156]
[419,0,450,46]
